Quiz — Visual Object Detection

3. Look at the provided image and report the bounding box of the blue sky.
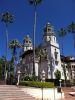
[0,0,75,59]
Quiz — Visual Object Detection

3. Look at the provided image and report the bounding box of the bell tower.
[43,22,62,79]
[23,35,33,52]
[43,22,56,43]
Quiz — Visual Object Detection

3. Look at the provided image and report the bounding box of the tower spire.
[43,22,56,42]
[23,35,33,52]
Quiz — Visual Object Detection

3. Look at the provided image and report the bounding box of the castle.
[17,22,75,81]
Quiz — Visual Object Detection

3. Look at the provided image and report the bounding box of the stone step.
[0,85,37,100]
[0,97,35,100]
[0,94,32,97]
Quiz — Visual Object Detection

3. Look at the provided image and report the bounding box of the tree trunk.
[33,4,36,76]
[5,23,8,83]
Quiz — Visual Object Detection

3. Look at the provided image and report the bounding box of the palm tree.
[68,21,75,85]
[36,45,47,79]
[9,39,21,61]
[68,21,75,48]
[9,39,21,77]
[1,11,13,82]
[59,28,67,54]
[28,0,42,76]
[58,28,67,85]
[1,12,13,59]
[0,57,6,79]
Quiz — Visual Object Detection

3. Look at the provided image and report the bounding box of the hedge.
[46,79,60,86]
[19,81,54,88]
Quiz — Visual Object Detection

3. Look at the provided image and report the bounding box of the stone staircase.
[0,85,37,100]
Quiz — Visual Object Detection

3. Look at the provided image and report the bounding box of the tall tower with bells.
[43,22,62,79]
[23,35,33,52]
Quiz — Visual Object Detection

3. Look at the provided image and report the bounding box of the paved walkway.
[58,87,75,100]
[0,85,37,100]
[0,85,75,100]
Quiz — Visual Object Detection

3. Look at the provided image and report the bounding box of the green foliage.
[29,0,42,5]
[68,21,75,48]
[0,64,2,78]
[19,81,54,88]
[1,11,13,24]
[9,39,21,74]
[58,28,67,37]
[36,46,47,62]
[58,27,67,85]
[21,75,38,81]
[68,21,75,33]
[29,76,38,81]
[9,39,21,57]
[6,75,17,85]
[54,69,61,80]
[1,11,14,81]
[46,79,60,86]
[0,57,6,79]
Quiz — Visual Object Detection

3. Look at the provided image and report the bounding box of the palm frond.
[9,39,21,59]
[58,28,67,37]
[29,0,34,4]
[29,0,42,5]
[37,0,42,4]
[68,25,71,33]
[1,11,13,24]
[9,39,21,48]
[68,21,75,33]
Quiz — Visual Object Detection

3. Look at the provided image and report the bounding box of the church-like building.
[17,22,75,81]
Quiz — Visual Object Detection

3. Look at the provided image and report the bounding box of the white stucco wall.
[39,60,48,79]
[20,23,65,80]
[35,63,39,76]
[21,87,64,100]
[42,34,64,79]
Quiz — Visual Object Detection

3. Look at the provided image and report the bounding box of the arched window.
[54,49,58,60]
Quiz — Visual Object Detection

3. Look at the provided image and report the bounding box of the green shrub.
[46,79,60,86]
[21,75,38,81]
[23,76,30,81]
[19,81,54,88]
[54,69,61,80]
